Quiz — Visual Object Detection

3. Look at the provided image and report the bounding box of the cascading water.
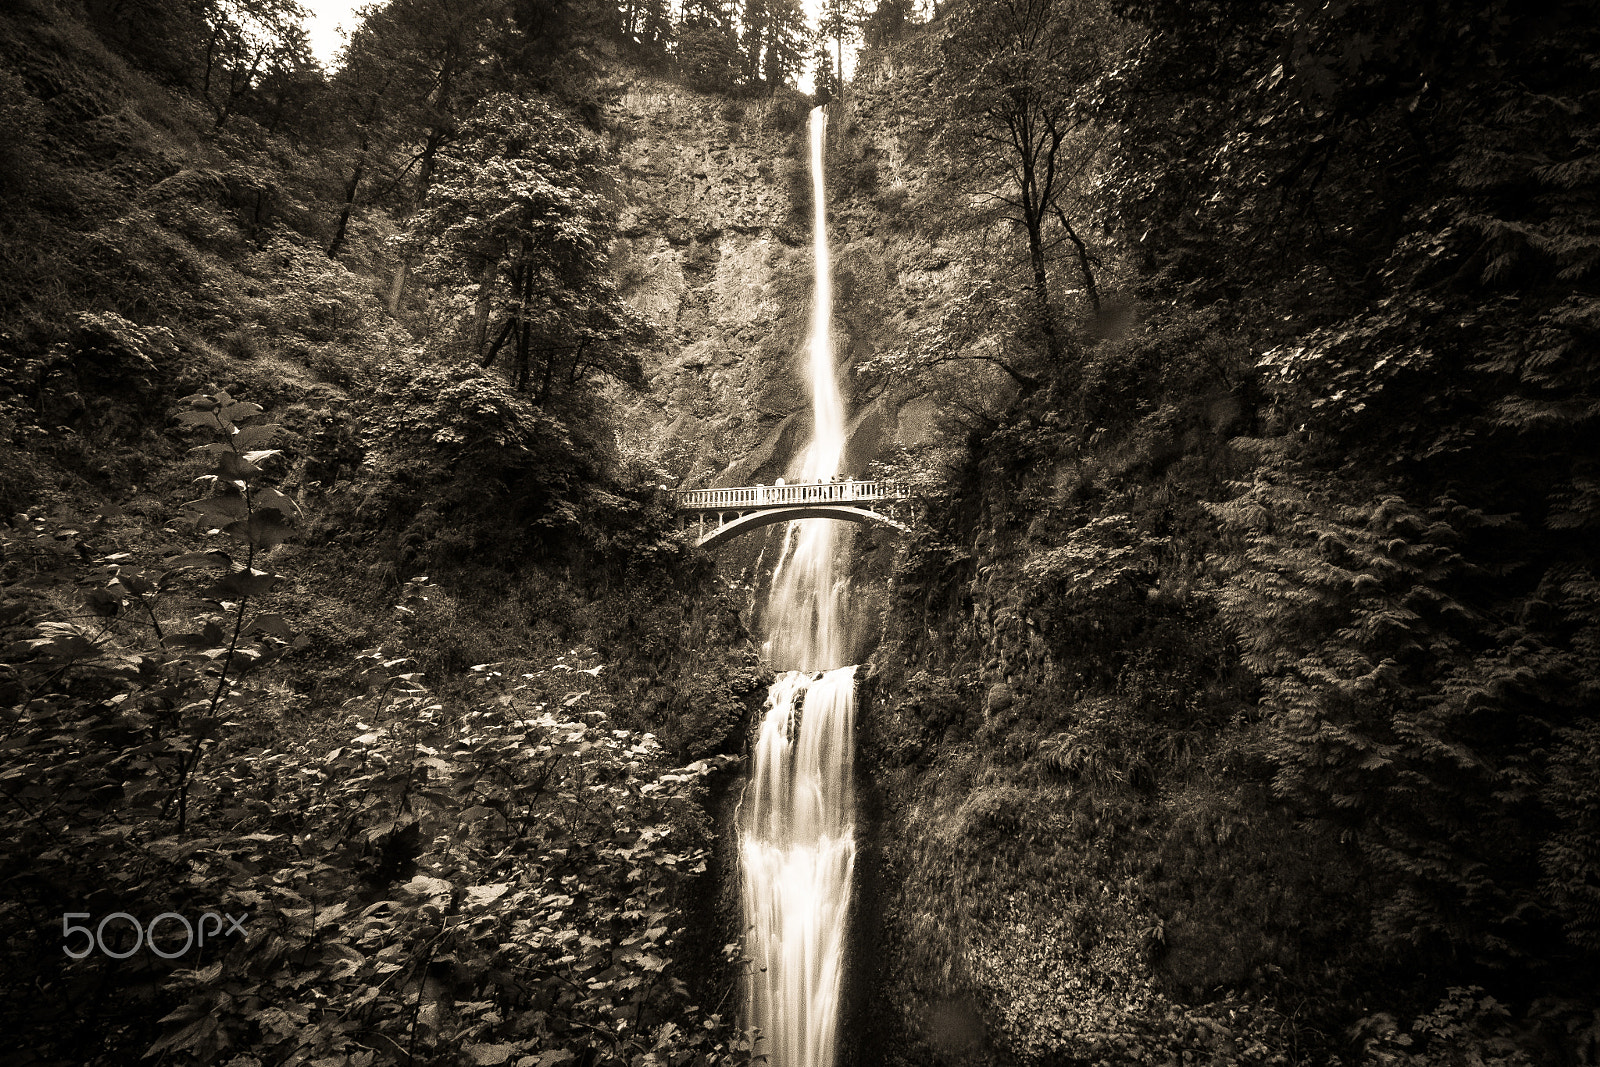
[739,106,857,1067]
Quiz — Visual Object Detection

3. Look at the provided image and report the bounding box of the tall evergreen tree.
[816,0,865,93]
[810,33,840,100]
[860,0,916,52]
[740,0,769,84]
[761,0,807,88]
[676,0,741,90]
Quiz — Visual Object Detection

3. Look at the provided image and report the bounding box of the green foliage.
[1024,511,1158,612]
[814,0,866,92]
[329,0,515,236]
[3,388,300,832]
[144,654,748,1066]
[0,392,753,1065]
[0,388,305,1055]
[859,0,918,57]
[401,94,654,404]
[858,280,1047,400]
[629,643,766,760]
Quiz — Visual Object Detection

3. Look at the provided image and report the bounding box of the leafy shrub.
[1353,987,1541,1067]
[759,89,812,136]
[873,184,911,223]
[221,327,259,360]
[146,654,749,1066]
[354,356,588,556]
[0,390,755,1065]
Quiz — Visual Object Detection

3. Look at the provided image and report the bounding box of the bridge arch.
[696,505,910,548]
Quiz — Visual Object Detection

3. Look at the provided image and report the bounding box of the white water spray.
[740,105,857,1067]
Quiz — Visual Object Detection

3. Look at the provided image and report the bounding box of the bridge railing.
[674,479,909,511]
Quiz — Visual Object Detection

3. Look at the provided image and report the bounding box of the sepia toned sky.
[299,0,362,67]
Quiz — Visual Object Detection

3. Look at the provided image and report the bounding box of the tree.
[816,0,866,93]
[244,25,322,134]
[621,0,674,55]
[676,0,741,91]
[504,0,632,105]
[860,281,1044,398]
[400,95,654,404]
[937,0,1122,359]
[732,0,807,89]
[195,0,315,129]
[760,0,808,88]
[740,0,768,84]
[333,0,509,305]
[860,0,918,56]
[810,34,840,100]
[321,59,400,258]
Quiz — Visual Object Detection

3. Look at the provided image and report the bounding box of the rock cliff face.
[609,83,813,494]
[608,74,1016,499]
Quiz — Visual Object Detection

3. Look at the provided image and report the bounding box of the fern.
[1203,454,1600,957]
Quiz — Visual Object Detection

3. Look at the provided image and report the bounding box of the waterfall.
[739,105,857,1067]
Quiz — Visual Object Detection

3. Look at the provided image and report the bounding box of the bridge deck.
[674,479,907,512]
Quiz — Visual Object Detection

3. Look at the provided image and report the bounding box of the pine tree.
[761,0,807,88]
[677,0,741,90]
[816,0,865,92]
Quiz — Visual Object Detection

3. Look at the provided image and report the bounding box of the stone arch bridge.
[673,480,913,548]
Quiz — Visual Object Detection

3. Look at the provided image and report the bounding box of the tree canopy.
[400,94,653,403]
[936,0,1125,359]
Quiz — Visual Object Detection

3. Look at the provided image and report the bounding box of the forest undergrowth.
[0,1,771,1063]
[855,0,1600,1063]
[1,390,758,1066]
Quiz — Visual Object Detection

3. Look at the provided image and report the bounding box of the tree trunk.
[538,343,555,404]
[387,260,409,313]
[329,93,387,260]
[389,126,447,312]
[1024,204,1058,361]
[327,161,364,258]
[1053,204,1100,311]
[515,262,535,392]
[481,316,516,367]
[517,320,533,393]
[471,259,500,352]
